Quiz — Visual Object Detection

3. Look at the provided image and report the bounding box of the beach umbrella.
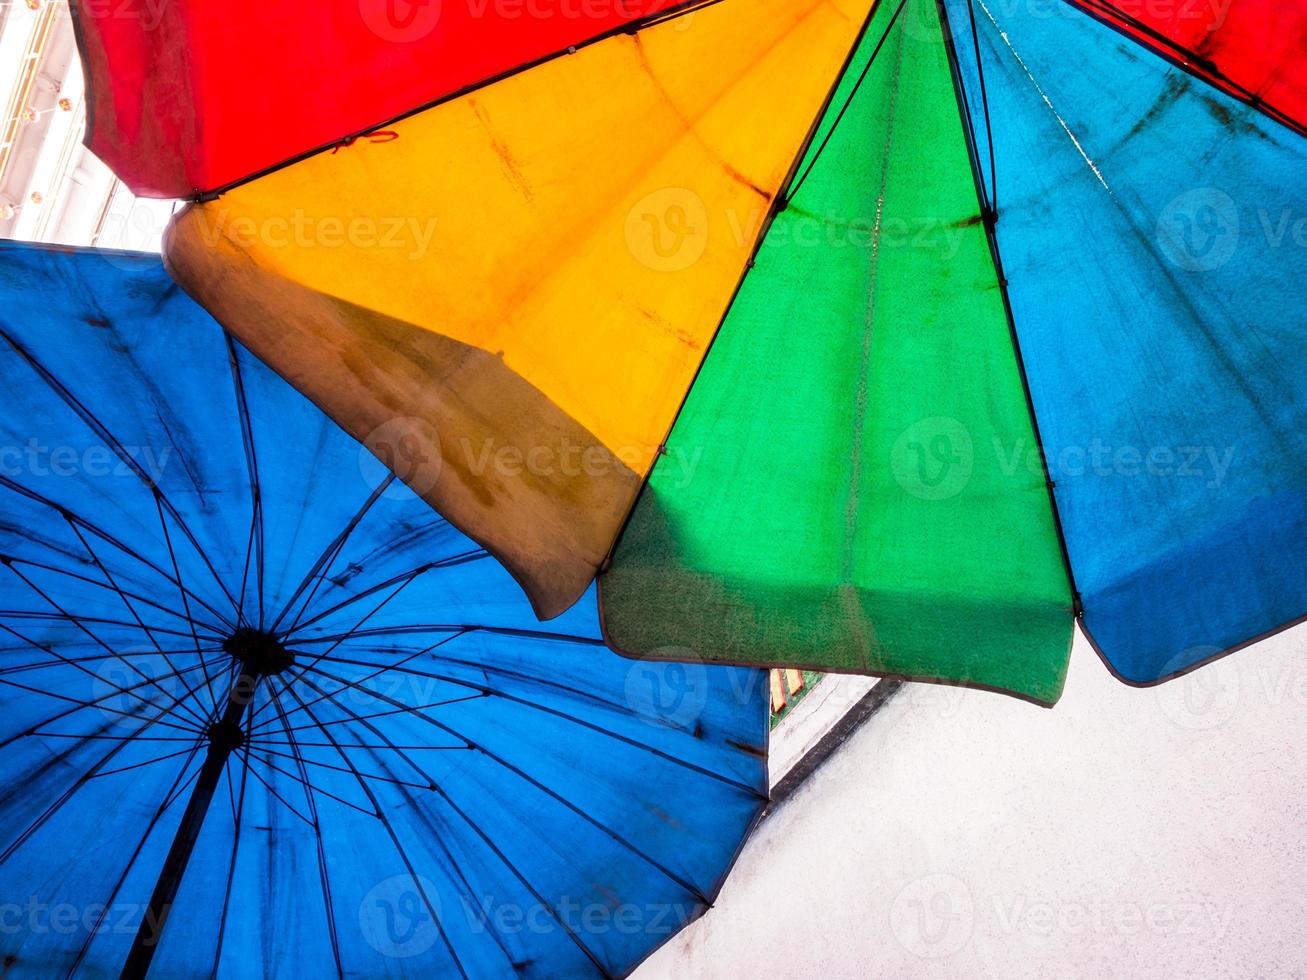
[603,0,1307,702]
[0,241,768,978]
[73,0,1307,704]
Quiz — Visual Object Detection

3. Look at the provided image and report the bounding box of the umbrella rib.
[0,649,211,677]
[0,475,237,632]
[325,702,615,979]
[210,752,253,980]
[0,703,189,863]
[0,659,222,746]
[0,609,223,644]
[276,682,471,980]
[246,631,468,734]
[269,475,396,634]
[303,657,765,798]
[247,737,456,794]
[90,745,201,779]
[253,694,484,738]
[0,328,241,613]
[263,684,346,978]
[154,493,221,711]
[224,334,267,629]
[64,516,198,658]
[65,514,218,724]
[290,623,604,648]
[245,567,427,729]
[65,741,208,977]
[303,666,713,906]
[0,595,210,730]
[284,687,629,977]
[306,646,636,717]
[241,747,385,818]
[785,0,909,203]
[236,745,318,826]
[286,551,487,635]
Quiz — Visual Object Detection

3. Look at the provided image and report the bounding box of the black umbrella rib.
[247,734,454,794]
[303,666,713,907]
[65,739,207,977]
[65,514,218,723]
[269,476,396,635]
[0,666,214,743]
[0,607,210,730]
[154,493,220,705]
[0,610,221,644]
[263,686,346,979]
[0,475,237,631]
[275,682,471,980]
[300,656,763,799]
[0,556,223,636]
[0,704,185,863]
[286,551,487,636]
[290,623,605,648]
[251,695,483,740]
[224,335,267,630]
[90,745,200,779]
[30,731,202,742]
[64,516,171,653]
[235,745,318,826]
[0,329,241,614]
[241,747,387,817]
[247,631,468,734]
[284,560,442,637]
[245,567,428,729]
[210,753,253,980]
[308,646,636,718]
[0,649,208,676]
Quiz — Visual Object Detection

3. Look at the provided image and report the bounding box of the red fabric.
[1068,0,1307,135]
[73,0,684,197]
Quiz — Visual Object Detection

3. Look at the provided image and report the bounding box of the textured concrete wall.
[636,626,1307,979]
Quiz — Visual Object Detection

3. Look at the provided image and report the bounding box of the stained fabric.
[600,0,1075,704]
[163,0,878,620]
[72,0,687,197]
[1065,0,1307,136]
[0,242,769,979]
[943,0,1307,682]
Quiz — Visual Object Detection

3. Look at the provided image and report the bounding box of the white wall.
[636,625,1307,979]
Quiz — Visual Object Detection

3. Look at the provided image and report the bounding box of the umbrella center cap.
[222,628,295,676]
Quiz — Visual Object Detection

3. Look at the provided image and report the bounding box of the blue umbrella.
[0,242,768,979]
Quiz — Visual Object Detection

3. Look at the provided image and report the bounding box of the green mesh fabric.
[600,0,1075,704]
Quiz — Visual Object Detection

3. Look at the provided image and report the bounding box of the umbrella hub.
[222,627,295,676]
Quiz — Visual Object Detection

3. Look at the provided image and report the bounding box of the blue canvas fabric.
[0,242,768,979]
[942,0,1307,682]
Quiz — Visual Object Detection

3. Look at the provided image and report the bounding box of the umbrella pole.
[119,669,261,980]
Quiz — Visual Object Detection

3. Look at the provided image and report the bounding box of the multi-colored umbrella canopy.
[605,0,1307,702]
[0,242,768,978]
[70,0,1307,704]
